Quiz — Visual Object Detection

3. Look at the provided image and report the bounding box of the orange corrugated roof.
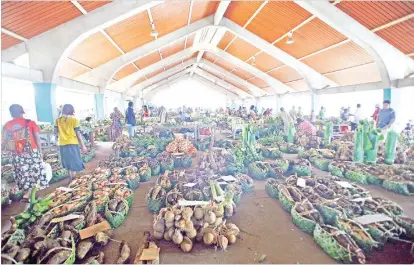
[301,41,375,74]
[105,11,153,53]
[268,66,303,83]
[324,62,381,86]
[1,1,82,39]
[232,67,255,80]
[185,33,196,48]
[275,18,347,59]
[226,37,260,61]
[190,1,219,24]
[1,33,21,50]
[134,51,162,70]
[337,1,414,30]
[113,64,137,80]
[79,1,110,13]
[151,1,190,37]
[147,68,164,79]
[132,76,147,87]
[286,79,308,92]
[68,32,122,68]
[58,58,90,79]
[218,31,236,50]
[224,2,264,27]
[247,76,268,88]
[246,2,312,43]
[203,51,219,63]
[160,39,185,59]
[246,52,284,72]
[376,18,414,55]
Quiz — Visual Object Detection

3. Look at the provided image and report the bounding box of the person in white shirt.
[351,104,362,130]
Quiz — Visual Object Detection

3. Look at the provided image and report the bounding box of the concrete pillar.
[383,88,391,102]
[94,93,105,119]
[33,83,57,124]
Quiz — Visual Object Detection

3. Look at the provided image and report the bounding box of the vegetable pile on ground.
[265,174,413,263]
[1,165,138,264]
[165,134,197,155]
[197,148,244,175]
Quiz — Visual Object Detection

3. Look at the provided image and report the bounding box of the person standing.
[310,109,316,124]
[317,106,326,120]
[55,104,87,180]
[125,102,137,138]
[110,107,124,141]
[142,105,149,118]
[350,104,362,130]
[377,100,396,133]
[279,107,293,134]
[371,104,380,125]
[297,106,303,119]
[2,104,48,191]
[289,106,297,121]
[249,105,257,122]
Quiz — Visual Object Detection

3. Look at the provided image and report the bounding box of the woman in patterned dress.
[2,104,48,191]
[110,107,124,141]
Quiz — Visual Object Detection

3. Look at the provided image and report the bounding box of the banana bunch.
[14,186,53,229]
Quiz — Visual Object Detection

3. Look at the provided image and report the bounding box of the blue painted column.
[33,83,57,124]
[383,88,391,101]
[94,93,105,119]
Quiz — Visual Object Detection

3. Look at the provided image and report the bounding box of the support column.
[94,93,105,119]
[33,83,57,124]
[383,88,391,102]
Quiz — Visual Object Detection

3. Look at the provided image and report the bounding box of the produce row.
[264,174,414,263]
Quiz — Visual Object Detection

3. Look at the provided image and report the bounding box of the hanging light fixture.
[150,22,158,37]
[251,56,256,66]
[286,31,294,44]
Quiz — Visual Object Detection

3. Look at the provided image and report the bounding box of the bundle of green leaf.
[239,124,263,166]
[258,134,285,147]
[384,130,399,165]
[287,123,295,143]
[323,121,333,147]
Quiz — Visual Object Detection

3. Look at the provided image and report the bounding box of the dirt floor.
[2,142,414,264]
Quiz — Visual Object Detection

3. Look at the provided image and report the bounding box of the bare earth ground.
[2,142,414,264]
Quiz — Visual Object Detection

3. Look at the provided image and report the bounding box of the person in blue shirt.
[377,100,396,131]
[125,101,136,137]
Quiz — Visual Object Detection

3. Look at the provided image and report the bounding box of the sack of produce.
[146,185,166,213]
[160,158,174,173]
[139,164,152,182]
[248,162,269,180]
[147,158,161,176]
[353,127,364,163]
[291,201,324,235]
[344,170,368,184]
[293,159,312,176]
[394,216,414,239]
[364,126,381,164]
[235,174,254,193]
[165,189,184,207]
[265,179,279,199]
[314,204,343,226]
[157,172,172,192]
[277,184,302,212]
[384,130,398,164]
[313,224,366,264]
[105,199,129,229]
[382,179,414,196]
[328,164,344,178]
[274,159,289,173]
[336,218,378,252]
[114,187,134,207]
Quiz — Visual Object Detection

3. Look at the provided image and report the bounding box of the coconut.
[175,214,182,221]
[164,211,175,222]
[186,227,197,239]
[203,232,214,245]
[194,206,204,220]
[172,229,183,245]
[226,234,237,244]
[180,237,193,253]
[153,230,164,240]
[218,235,228,250]
[153,218,165,233]
[204,211,216,225]
[213,217,223,227]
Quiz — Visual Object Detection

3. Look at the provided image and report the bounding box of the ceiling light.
[150,29,159,37]
[251,56,256,66]
[286,31,294,45]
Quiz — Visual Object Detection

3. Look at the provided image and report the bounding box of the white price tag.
[335,181,354,189]
[57,187,73,192]
[354,214,392,225]
[297,178,306,188]
[216,181,228,185]
[183,183,197,188]
[221,175,237,182]
[351,197,372,202]
[178,200,210,206]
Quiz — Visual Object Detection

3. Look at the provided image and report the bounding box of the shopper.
[143,105,149,118]
[371,104,380,125]
[249,105,256,122]
[297,118,316,136]
[110,107,124,141]
[125,101,137,137]
[279,107,293,134]
[2,104,48,191]
[289,106,297,121]
[377,100,396,132]
[297,106,303,119]
[310,109,316,124]
[317,106,326,120]
[55,104,87,181]
[350,104,362,130]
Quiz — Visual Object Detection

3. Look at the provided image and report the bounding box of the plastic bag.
[384,130,398,164]
[42,162,53,183]
[353,127,364,163]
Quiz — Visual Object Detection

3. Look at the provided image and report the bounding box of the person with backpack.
[55,104,87,180]
[2,104,48,191]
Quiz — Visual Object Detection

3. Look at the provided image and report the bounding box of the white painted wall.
[56,88,95,119]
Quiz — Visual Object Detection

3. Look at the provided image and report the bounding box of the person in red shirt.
[2,104,48,191]
[371,104,380,126]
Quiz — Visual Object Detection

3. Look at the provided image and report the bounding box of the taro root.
[180,236,193,252]
[46,250,71,264]
[15,248,30,262]
[95,232,110,246]
[116,241,131,264]
[85,201,97,227]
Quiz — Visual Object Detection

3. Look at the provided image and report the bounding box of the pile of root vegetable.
[197,148,244,175]
[1,166,139,264]
[265,174,414,263]
[165,134,197,154]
